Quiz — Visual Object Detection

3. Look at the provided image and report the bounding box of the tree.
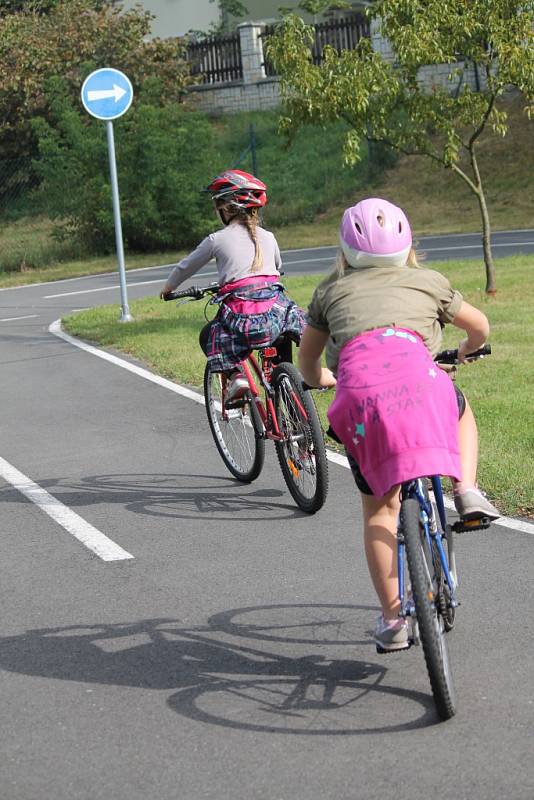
[267,0,534,293]
[0,0,192,162]
[32,79,218,253]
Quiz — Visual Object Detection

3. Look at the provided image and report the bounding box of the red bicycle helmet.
[205,169,267,209]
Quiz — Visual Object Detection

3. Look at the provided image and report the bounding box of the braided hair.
[218,202,264,273]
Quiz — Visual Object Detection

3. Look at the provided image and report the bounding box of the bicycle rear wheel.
[401,498,456,720]
[204,364,265,483]
[272,362,328,514]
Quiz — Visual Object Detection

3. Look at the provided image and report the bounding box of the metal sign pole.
[106,120,132,322]
[81,67,134,323]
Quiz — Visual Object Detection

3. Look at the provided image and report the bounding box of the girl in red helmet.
[298,197,499,653]
[160,169,305,400]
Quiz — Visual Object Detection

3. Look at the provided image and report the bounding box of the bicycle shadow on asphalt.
[0,603,441,733]
[0,472,308,522]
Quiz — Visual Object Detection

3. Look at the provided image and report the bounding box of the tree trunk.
[470,145,496,294]
[478,187,496,294]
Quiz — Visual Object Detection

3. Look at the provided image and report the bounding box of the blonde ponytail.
[241,209,263,272]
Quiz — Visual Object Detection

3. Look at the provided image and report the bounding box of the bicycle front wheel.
[272,362,328,514]
[204,364,265,483]
[401,498,456,720]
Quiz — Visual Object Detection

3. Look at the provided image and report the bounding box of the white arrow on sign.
[87,84,127,103]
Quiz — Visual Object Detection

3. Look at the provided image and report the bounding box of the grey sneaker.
[454,488,500,521]
[374,614,410,653]
[226,372,249,402]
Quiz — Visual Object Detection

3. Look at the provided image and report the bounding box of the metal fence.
[260,15,371,76]
[187,32,242,85]
[0,158,39,218]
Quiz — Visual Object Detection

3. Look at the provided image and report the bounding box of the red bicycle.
[166,283,328,514]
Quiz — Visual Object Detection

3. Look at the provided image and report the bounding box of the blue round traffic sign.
[81,68,133,121]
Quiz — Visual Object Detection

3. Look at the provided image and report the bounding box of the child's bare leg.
[453,397,500,519]
[455,397,478,489]
[360,486,401,619]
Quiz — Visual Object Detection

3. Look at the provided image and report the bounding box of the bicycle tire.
[401,498,456,720]
[272,362,328,513]
[204,364,265,483]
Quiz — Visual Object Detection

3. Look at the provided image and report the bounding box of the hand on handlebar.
[457,338,484,364]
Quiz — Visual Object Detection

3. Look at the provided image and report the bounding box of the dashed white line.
[50,319,534,537]
[44,272,218,299]
[44,278,166,299]
[0,314,39,322]
[0,455,134,561]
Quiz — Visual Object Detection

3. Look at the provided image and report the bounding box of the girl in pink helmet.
[298,197,499,653]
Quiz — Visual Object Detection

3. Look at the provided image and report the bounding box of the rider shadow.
[1,472,305,522]
[0,604,440,734]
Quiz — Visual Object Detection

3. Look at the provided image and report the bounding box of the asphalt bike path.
[0,237,533,799]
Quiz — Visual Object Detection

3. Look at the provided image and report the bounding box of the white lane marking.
[2,230,534,294]
[50,320,205,404]
[283,256,335,266]
[0,261,186,294]
[0,455,134,561]
[280,229,534,253]
[423,241,534,253]
[0,314,39,322]
[49,319,534,537]
[44,278,166,299]
[44,272,218,299]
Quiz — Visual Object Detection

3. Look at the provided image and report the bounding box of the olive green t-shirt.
[307,265,463,371]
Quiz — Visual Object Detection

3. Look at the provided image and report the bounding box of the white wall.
[121,0,220,38]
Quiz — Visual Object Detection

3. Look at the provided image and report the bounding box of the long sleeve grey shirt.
[165,222,282,291]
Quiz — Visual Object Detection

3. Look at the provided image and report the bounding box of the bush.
[32,84,218,253]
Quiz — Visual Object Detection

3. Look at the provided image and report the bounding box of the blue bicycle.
[395,344,491,720]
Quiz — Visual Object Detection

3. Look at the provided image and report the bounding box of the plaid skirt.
[203,290,306,372]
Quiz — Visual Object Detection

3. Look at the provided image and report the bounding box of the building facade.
[120,0,220,38]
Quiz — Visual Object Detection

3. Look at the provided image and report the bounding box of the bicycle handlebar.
[163,283,219,301]
[435,343,491,365]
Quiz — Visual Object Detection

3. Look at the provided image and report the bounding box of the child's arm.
[160,236,214,298]
[298,325,337,388]
[451,301,490,362]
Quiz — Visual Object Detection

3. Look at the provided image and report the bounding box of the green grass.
[63,256,534,519]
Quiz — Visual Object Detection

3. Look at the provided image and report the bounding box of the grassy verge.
[63,256,534,519]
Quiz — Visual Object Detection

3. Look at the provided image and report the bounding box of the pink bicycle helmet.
[339,198,412,268]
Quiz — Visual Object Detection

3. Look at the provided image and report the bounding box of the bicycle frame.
[397,477,458,623]
[222,347,310,443]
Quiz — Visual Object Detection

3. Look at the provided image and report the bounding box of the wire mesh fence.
[0,158,40,219]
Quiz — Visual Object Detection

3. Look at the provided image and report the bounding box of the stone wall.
[370,19,484,94]
[187,19,485,116]
[187,23,281,115]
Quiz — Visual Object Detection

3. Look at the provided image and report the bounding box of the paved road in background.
[0,229,533,800]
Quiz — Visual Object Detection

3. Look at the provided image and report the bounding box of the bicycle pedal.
[450,516,491,533]
[224,397,248,410]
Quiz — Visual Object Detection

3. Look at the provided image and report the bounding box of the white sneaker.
[226,372,249,402]
[454,487,500,521]
[374,614,410,653]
